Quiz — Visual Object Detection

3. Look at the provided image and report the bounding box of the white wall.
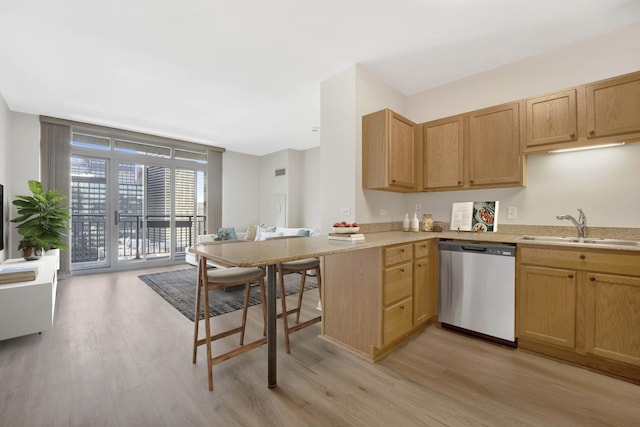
[0,93,9,262]
[259,149,288,227]
[302,146,322,229]
[222,150,261,234]
[319,67,358,232]
[256,148,319,229]
[353,22,640,228]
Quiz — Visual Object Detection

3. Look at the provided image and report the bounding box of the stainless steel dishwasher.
[438,240,516,346]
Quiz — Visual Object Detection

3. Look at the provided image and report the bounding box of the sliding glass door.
[70,132,208,272]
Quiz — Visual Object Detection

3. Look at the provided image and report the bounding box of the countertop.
[191,230,640,268]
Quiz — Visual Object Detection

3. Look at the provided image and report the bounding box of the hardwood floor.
[1,265,639,426]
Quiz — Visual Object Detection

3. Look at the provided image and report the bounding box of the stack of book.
[328,232,365,241]
[0,265,39,285]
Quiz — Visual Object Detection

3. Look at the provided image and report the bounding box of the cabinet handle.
[391,179,396,183]
[400,268,405,272]
[589,276,596,282]
[400,249,404,252]
[400,305,405,310]
[569,133,576,138]
[579,254,586,260]
[458,181,462,185]
[568,274,574,279]
[589,130,595,135]
[470,180,475,184]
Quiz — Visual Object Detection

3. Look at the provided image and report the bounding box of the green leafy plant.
[11,180,70,252]
[213,230,231,241]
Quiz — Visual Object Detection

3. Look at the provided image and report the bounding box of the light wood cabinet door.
[384,263,413,305]
[413,240,436,325]
[384,244,413,266]
[389,112,417,189]
[422,115,464,190]
[384,296,413,345]
[526,89,577,148]
[586,73,640,139]
[518,265,577,349]
[362,109,418,192]
[585,273,640,367]
[468,102,523,187]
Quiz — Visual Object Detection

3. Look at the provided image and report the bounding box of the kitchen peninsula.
[192,228,640,387]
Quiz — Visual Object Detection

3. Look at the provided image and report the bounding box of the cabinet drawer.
[384,263,413,305]
[519,246,640,276]
[384,244,412,266]
[414,241,431,259]
[384,297,413,345]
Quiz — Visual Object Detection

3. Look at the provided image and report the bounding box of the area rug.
[138,267,318,321]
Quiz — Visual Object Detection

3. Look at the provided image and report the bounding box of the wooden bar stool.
[192,257,267,391]
[277,257,322,353]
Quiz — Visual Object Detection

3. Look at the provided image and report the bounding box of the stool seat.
[279,258,320,270]
[193,258,267,391]
[207,267,264,283]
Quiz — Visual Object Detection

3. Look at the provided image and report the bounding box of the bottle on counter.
[403,213,410,232]
[421,213,433,231]
[411,213,420,232]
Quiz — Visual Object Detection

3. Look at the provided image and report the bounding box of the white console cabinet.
[0,254,58,341]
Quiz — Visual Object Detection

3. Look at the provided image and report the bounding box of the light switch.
[508,206,517,219]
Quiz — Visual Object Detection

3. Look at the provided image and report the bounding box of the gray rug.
[138,267,318,321]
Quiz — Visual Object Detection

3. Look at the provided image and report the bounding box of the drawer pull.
[569,132,576,138]
[400,268,405,272]
[400,249,404,252]
[590,276,596,282]
[400,305,405,310]
[568,274,574,279]
[579,255,586,260]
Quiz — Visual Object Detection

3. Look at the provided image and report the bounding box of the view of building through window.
[70,132,207,271]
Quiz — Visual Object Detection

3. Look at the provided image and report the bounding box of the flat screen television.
[0,184,4,251]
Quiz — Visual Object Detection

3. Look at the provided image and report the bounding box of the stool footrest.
[277,307,300,319]
[287,316,321,334]
[210,337,267,366]
[194,326,245,348]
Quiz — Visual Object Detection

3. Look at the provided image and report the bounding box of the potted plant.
[11,180,70,260]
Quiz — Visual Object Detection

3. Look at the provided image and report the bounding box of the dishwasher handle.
[460,245,487,252]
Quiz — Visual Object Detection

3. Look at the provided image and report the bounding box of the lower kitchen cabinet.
[517,245,640,383]
[413,240,438,325]
[585,273,640,367]
[382,243,413,346]
[322,240,437,362]
[518,265,577,349]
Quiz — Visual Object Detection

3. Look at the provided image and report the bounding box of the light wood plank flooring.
[1,265,639,426]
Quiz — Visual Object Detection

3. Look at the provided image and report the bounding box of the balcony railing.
[71,214,206,263]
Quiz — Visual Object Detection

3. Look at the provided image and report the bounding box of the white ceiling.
[1,1,640,156]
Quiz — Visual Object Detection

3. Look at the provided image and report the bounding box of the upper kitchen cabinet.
[525,89,578,149]
[585,72,640,140]
[362,109,419,192]
[524,70,640,154]
[468,102,525,188]
[421,115,465,190]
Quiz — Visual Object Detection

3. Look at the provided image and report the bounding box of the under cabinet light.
[548,142,626,154]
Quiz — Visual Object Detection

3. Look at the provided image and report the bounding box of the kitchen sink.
[516,235,640,248]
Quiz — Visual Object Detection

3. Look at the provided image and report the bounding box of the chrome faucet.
[556,209,587,238]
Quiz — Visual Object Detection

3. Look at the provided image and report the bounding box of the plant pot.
[22,247,43,261]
